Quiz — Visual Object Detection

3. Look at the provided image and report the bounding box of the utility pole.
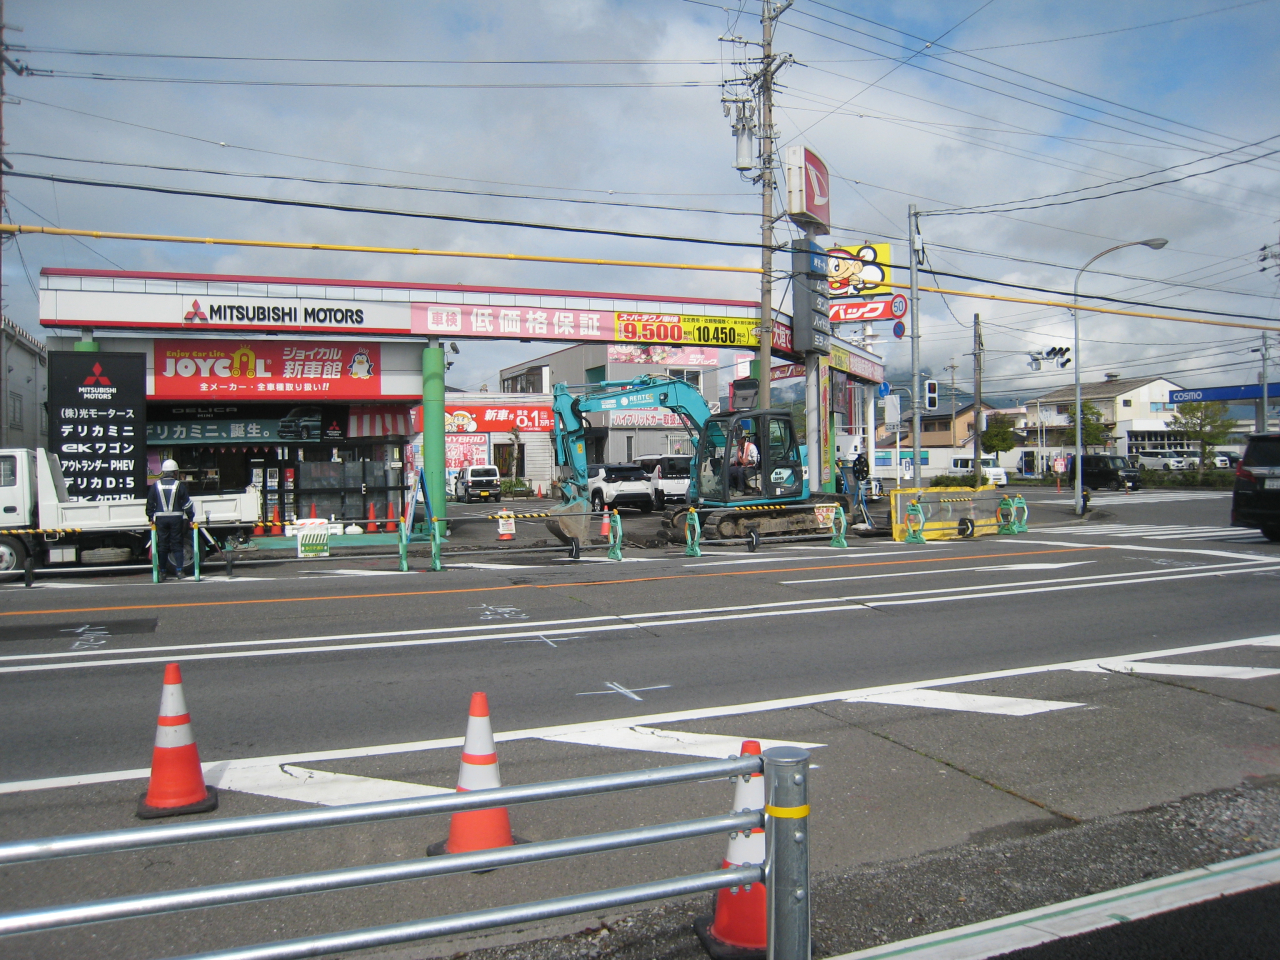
[971,313,984,489]
[908,204,922,481]
[752,1,791,408]
[944,360,958,447]
[1263,335,1272,434]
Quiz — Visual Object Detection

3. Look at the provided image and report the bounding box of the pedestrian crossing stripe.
[1035,523,1268,543]
[1041,491,1230,505]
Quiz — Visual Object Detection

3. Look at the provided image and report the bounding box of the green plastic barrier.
[903,500,927,544]
[685,510,702,558]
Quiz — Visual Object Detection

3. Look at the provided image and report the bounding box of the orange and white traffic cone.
[137,663,218,819]
[497,509,515,541]
[599,507,612,538]
[366,501,379,533]
[269,503,282,536]
[428,692,523,857]
[385,497,397,532]
[309,501,318,519]
[695,741,766,960]
[536,485,543,498]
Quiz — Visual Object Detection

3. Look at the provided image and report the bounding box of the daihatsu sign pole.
[1072,238,1168,516]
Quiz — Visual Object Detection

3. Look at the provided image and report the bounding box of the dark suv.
[1068,454,1141,492]
[278,406,323,440]
[1231,433,1280,542]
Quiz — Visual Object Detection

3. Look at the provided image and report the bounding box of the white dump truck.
[0,448,260,575]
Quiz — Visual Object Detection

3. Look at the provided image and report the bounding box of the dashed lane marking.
[4,632,1278,795]
[1040,491,1231,505]
[848,690,1084,716]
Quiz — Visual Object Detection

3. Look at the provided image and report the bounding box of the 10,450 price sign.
[615,313,760,348]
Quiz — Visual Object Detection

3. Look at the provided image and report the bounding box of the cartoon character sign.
[347,349,375,379]
[445,410,479,433]
[827,244,891,298]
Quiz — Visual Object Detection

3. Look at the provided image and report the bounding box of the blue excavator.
[546,375,855,544]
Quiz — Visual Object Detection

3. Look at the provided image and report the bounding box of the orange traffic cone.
[309,501,318,519]
[537,485,543,498]
[366,501,379,533]
[599,507,612,538]
[695,741,766,959]
[497,509,515,541]
[427,692,524,857]
[137,664,218,819]
[385,497,398,532]
[269,503,282,536]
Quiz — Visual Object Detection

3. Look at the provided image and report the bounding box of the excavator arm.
[551,376,711,505]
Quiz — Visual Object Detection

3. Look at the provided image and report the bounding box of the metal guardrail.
[0,748,812,960]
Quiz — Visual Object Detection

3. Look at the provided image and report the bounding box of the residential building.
[1028,375,1184,456]
[1,316,48,451]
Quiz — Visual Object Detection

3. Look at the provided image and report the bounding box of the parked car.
[1135,450,1188,471]
[1231,433,1280,542]
[950,456,1008,487]
[277,406,323,440]
[587,463,654,513]
[455,464,502,503]
[635,455,692,507]
[1213,452,1241,469]
[1067,454,1141,492]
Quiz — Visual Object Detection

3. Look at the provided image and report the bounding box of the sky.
[5,0,1280,403]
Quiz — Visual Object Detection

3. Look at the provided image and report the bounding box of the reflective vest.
[154,480,185,518]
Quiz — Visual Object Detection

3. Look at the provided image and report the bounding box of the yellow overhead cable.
[6,223,1273,333]
[0,223,755,276]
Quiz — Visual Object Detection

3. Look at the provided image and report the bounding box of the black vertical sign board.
[48,352,147,501]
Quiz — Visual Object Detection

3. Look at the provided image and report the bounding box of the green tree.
[981,413,1018,455]
[1169,401,1236,479]
[1065,401,1107,448]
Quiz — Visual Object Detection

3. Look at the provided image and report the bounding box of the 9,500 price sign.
[615,313,760,348]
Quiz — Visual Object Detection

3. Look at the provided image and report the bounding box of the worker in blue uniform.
[146,459,194,581]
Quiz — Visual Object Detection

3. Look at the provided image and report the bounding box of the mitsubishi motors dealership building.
[40,267,811,521]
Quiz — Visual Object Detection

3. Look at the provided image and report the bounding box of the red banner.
[445,404,553,433]
[830,295,907,324]
[153,340,383,400]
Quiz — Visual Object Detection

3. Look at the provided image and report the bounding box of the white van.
[951,456,1008,487]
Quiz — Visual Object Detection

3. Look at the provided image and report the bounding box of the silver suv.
[588,464,654,513]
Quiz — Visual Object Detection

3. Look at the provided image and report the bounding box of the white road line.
[781,561,1097,585]
[828,848,1280,960]
[848,690,1084,716]
[5,560,1279,675]
[207,764,452,806]
[542,726,824,758]
[4,631,1277,796]
[1106,661,1280,679]
[685,550,926,567]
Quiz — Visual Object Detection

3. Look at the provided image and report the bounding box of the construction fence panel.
[890,486,1005,542]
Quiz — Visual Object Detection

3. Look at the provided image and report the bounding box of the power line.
[12,47,720,66]
[5,170,767,250]
[21,70,718,90]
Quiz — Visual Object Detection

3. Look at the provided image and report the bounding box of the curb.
[825,847,1280,960]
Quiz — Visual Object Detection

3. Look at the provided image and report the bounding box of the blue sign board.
[1170,383,1280,403]
[878,381,892,398]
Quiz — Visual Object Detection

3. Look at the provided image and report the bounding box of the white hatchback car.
[587,464,655,513]
[635,455,692,507]
[1136,450,1188,471]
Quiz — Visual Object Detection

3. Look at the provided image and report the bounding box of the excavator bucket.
[544,498,592,545]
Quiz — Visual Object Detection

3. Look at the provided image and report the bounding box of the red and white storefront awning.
[348,405,414,438]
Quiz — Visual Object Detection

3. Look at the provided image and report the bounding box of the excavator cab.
[694,409,806,508]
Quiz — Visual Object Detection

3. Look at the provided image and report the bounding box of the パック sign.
[49,351,147,501]
[830,295,907,323]
[154,341,383,400]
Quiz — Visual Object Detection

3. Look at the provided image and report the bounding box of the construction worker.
[147,459,194,581]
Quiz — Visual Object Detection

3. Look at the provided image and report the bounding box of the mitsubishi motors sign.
[784,145,831,235]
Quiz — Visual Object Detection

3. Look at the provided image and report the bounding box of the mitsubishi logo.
[184,299,208,321]
[82,363,112,386]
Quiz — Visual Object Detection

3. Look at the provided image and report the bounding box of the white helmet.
[161,459,179,472]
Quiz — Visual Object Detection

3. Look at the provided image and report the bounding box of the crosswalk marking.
[1042,491,1230,505]
[541,725,823,758]
[1035,523,1268,544]
[208,763,451,806]
[847,690,1084,716]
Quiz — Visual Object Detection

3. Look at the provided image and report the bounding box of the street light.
[1072,238,1168,516]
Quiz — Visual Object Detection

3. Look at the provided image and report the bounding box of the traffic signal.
[924,379,939,410]
[1045,346,1072,368]
[790,239,831,356]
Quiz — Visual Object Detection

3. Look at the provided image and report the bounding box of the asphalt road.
[1,486,1277,959]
